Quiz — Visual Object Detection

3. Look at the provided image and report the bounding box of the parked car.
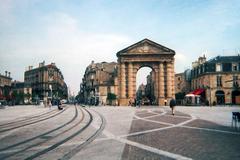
[61,99,67,104]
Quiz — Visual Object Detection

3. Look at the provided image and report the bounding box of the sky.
[0,0,240,95]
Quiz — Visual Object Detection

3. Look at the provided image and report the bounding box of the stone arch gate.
[116,39,175,106]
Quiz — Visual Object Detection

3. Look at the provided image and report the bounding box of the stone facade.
[11,81,32,104]
[117,38,175,106]
[0,71,12,101]
[80,61,118,105]
[175,71,191,94]
[24,61,68,102]
[190,55,240,105]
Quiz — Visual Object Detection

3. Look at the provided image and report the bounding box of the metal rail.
[0,106,77,152]
[59,108,106,160]
[23,107,93,160]
[0,107,68,133]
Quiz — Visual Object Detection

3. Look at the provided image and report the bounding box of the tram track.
[0,107,68,133]
[0,106,77,152]
[59,109,106,160]
[0,109,57,127]
[23,107,93,160]
[0,106,106,160]
[0,106,81,160]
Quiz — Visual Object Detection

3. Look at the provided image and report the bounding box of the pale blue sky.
[0,0,240,94]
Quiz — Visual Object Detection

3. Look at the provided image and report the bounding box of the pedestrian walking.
[138,99,141,108]
[57,99,63,110]
[169,98,176,115]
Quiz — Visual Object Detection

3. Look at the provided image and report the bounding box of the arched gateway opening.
[116,39,175,106]
[136,67,155,105]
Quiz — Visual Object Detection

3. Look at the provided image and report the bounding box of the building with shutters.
[190,55,240,105]
[24,61,68,103]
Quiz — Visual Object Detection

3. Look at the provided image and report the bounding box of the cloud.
[0,12,132,94]
[175,52,191,73]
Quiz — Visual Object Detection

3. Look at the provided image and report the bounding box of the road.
[0,105,239,160]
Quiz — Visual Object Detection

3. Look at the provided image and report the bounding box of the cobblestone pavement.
[0,105,239,160]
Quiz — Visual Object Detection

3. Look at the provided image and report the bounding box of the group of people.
[128,98,141,107]
[128,98,177,116]
[43,99,63,110]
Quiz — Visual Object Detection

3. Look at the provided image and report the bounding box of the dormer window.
[233,63,238,71]
[216,63,221,72]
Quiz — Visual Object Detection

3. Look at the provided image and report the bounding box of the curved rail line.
[0,109,57,127]
[23,107,93,160]
[0,107,69,133]
[0,106,81,160]
[0,106,77,152]
[59,109,106,160]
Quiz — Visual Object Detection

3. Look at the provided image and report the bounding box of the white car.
[61,99,67,104]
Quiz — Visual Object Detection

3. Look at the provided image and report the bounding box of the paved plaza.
[0,105,240,160]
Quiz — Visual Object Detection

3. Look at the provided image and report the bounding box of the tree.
[12,90,24,105]
[107,93,117,105]
[175,92,185,100]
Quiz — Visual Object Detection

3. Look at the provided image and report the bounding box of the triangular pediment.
[117,38,175,56]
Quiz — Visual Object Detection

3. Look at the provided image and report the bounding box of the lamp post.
[206,85,211,107]
[90,74,95,105]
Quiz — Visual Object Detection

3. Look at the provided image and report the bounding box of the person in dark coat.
[169,99,176,115]
[57,99,63,110]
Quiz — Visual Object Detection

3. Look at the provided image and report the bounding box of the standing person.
[48,99,52,109]
[164,99,167,106]
[169,98,176,115]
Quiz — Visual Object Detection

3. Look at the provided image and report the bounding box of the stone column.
[158,62,165,105]
[132,67,137,98]
[117,63,121,101]
[171,61,175,98]
[154,69,159,101]
[120,63,126,98]
[128,63,133,98]
[167,62,172,99]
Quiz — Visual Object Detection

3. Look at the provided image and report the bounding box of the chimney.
[39,61,45,67]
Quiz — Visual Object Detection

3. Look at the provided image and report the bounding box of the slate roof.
[208,55,240,63]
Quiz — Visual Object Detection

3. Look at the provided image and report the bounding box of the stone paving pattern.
[122,144,174,160]
[0,105,240,160]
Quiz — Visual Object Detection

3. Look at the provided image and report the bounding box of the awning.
[185,94,200,97]
[185,94,195,97]
[191,88,205,95]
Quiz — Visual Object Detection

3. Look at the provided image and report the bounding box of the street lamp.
[206,85,211,107]
[90,74,95,105]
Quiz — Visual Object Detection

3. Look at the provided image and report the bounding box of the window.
[216,64,221,72]
[233,76,238,87]
[233,64,238,71]
[222,63,232,72]
[217,76,222,87]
